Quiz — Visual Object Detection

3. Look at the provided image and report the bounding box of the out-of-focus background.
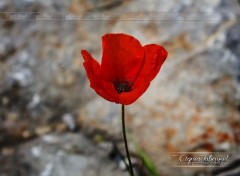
[0,0,240,176]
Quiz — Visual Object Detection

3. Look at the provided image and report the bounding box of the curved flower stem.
[122,104,134,176]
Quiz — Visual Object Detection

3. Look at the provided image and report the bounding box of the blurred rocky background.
[0,0,240,176]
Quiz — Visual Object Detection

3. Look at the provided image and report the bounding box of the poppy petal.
[81,50,119,103]
[117,44,168,105]
[100,33,144,83]
[81,50,101,88]
[81,34,168,105]
[118,80,150,105]
[141,44,168,81]
[95,82,120,103]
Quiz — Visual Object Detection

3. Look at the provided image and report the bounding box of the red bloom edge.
[81,33,168,105]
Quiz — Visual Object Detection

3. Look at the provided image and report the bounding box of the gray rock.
[225,23,240,89]
[17,133,128,176]
[0,0,240,176]
[78,1,240,176]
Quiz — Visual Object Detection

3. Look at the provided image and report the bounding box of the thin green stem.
[122,104,134,176]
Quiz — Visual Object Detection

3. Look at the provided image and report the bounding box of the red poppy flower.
[81,33,168,105]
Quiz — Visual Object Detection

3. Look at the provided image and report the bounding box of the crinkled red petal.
[81,50,119,103]
[100,33,144,83]
[116,44,168,105]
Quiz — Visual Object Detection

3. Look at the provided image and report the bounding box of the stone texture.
[78,0,240,175]
[0,0,240,176]
[1,133,129,176]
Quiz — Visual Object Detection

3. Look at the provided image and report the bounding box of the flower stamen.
[113,81,132,94]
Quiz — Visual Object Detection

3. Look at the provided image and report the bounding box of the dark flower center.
[113,81,132,94]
